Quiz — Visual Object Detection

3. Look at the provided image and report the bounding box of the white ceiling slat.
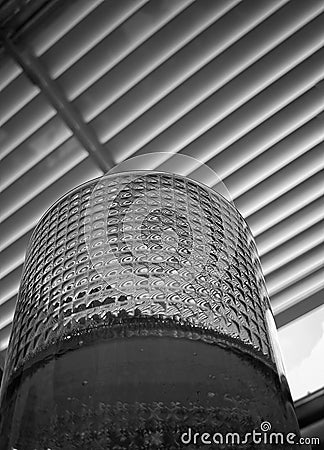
[262,221,324,276]
[2,1,240,195]
[124,69,323,186]
[0,0,236,130]
[89,0,290,145]
[0,324,14,354]
[0,262,22,292]
[0,266,21,307]
[248,171,324,237]
[236,143,324,217]
[0,321,11,360]
[271,269,324,315]
[256,197,324,256]
[0,138,87,221]
[31,0,104,57]
[0,321,12,340]
[220,114,324,199]
[0,0,105,126]
[0,2,318,178]
[267,246,324,297]
[41,0,149,79]
[0,295,15,330]
[59,0,195,101]
[0,117,72,192]
[0,159,103,253]
[92,3,323,155]
[0,94,56,160]
[0,54,22,91]
[0,323,11,352]
[0,294,16,320]
[103,41,323,164]
[0,232,32,279]
[75,0,241,123]
[164,97,323,190]
[0,0,193,164]
[0,74,39,127]
[0,0,192,174]
[99,8,321,160]
[2,2,237,189]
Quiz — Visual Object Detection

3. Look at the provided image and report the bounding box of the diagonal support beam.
[0,32,113,173]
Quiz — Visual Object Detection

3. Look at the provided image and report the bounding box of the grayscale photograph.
[0,1,323,449]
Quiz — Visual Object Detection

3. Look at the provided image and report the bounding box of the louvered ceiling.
[0,0,323,365]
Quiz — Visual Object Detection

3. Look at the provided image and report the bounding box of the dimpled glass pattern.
[2,171,275,391]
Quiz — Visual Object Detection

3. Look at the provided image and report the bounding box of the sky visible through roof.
[279,304,324,400]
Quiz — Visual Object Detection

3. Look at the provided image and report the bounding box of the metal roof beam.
[0,32,113,173]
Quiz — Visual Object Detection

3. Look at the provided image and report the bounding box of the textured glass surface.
[0,172,303,449]
[3,172,274,380]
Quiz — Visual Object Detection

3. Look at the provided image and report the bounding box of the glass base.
[0,327,302,450]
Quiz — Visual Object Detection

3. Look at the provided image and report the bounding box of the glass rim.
[29,169,244,242]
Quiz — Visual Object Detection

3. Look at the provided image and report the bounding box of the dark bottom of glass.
[0,328,302,449]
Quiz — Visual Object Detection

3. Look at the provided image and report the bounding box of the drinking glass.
[0,171,304,449]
